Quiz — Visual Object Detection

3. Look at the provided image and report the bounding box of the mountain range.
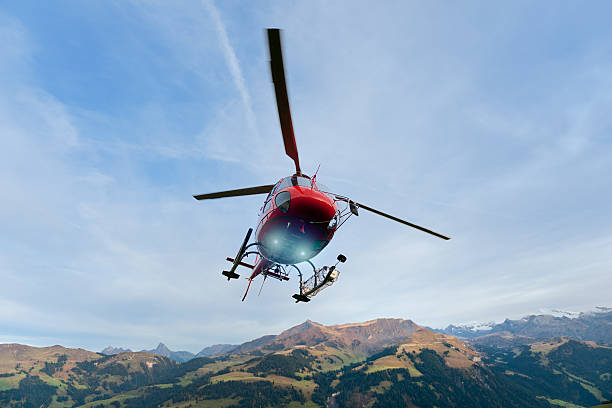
[436,307,612,347]
[100,342,239,362]
[1,310,610,407]
[99,307,612,363]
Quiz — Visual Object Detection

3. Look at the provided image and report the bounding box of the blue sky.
[1,1,611,353]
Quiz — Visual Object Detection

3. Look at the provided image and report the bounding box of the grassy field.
[210,371,316,395]
[0,373,26,390]
[545,398,586,408]
[162,397,240,407]
[77,393,137,408]
[364,355,423,377]
[286,401,321,408]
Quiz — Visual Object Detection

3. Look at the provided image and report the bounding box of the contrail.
[203,0,258,136]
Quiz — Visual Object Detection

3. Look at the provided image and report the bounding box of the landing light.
[328,216,338,230]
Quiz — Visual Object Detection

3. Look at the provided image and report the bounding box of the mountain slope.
[475,338,612,407]
[0,343,98,378]
[231,318,422,356]
[195,343,238,358]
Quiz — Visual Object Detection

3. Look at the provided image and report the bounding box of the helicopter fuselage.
[193,29,450,302]
[255,175,338,265]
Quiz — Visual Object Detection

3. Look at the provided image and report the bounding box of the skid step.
[222,270,240,280]
[292,294,311,303]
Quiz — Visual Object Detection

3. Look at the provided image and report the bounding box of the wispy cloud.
[203,0,259,137]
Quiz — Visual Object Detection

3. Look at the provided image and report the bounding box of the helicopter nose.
[291,190,336,224]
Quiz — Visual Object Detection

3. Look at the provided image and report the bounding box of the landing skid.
[220,231,347,303]
[221,228,252,281]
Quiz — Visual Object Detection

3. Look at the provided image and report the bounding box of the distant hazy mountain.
[100,346,132,355]
[437,307,612,346]
[141,342,195,363]
[195,344,237,358]
[102,342,239,361]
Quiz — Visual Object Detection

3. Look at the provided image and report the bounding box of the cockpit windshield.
[276,176,313,191]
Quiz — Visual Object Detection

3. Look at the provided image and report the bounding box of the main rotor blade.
[193,185,274,200]
[267,28,301,175]
[355,202,451,240]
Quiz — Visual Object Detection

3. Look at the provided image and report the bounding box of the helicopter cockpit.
[260,175,317,215]
[276,175,314,190]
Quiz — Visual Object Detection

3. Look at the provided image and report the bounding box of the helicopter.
[194,29,450,303]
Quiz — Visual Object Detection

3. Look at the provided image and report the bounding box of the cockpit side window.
[263,196,272,214]
[261,183,279,214]
[275,190,291,213]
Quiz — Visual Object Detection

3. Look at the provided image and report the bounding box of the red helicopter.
[194,29,450,303]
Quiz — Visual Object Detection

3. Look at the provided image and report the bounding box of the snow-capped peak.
[451,321,496,331]
[538,306,611,319]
